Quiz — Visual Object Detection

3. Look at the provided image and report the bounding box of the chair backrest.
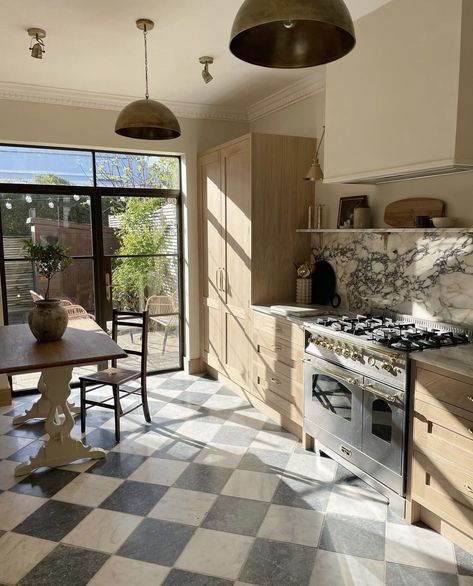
[111,309,148,381]
[145,291,179,316]
[65,304,93,320]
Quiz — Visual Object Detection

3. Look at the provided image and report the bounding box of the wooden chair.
[145,291,178,354]
[79,309,150,442]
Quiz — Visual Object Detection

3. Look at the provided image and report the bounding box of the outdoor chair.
[145,291,178,354]
[79,309,150,442]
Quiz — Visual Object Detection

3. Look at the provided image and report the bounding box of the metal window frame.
[0,143,185,395]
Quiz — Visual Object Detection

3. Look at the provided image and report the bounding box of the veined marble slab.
[312,231,473,327]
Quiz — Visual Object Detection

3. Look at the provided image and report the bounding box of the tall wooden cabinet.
[199,133,316,400]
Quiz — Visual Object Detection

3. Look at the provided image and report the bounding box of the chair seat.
[80,367,140,386]
[150,315,175,327]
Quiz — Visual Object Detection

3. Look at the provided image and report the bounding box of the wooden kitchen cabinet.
[406,362,473,554]
[198,133,315,429]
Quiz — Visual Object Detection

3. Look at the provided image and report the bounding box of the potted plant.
[23,240,73,342]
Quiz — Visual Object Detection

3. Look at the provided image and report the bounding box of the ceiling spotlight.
[199,56,214,84]
[115,19,181,140]
[27,28,46,59]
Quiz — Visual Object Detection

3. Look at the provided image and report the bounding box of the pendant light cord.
[143,24,149,100]
[316,125,326,158]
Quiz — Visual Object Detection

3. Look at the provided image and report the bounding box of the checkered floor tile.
[0,371,472,585]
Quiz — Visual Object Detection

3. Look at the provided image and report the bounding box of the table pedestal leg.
[15,366,105,476]
[12,373,80,425]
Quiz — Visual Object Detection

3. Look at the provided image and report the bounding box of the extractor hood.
[323,0,473,184]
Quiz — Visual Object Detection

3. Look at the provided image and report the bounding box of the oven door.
[361,378,405,476]
[304,355,363,449]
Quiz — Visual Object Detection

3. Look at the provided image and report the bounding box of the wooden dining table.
[0,320,127,476]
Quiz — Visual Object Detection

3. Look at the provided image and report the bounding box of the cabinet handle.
[467,396,473,402]
[215,269,220,291]
[273,346,282,351]
[468,428,473,435]
[465,483,473,494]
[220,268,225,292]
[270,377,281,385]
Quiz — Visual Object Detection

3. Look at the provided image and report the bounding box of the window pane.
[1,193,92,257]
[102,196,177,256]
[372,399,392,443]
[314,376,352,421]
[95,153,180,189]
[0,146,93,185]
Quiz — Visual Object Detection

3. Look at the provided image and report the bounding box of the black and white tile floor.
[0,371,472,585]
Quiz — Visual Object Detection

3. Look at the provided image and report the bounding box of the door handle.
[302,359,360,386]
[220,268,224,292]
[105,272,114,302]
[215,269,220,291]
[220,268,225,293]
[360,383,399,403]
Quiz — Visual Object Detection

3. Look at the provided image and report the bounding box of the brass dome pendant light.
[115,19,181,140]
[229,0,356,68]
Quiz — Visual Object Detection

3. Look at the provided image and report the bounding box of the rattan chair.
[79,309,150,442]
[145,291,178,354]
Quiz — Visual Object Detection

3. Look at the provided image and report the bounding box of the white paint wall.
[0,99,249,367]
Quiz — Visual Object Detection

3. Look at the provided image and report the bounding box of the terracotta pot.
[28,299,68,342]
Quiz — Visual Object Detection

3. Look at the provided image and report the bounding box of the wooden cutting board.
[384,197,445,227]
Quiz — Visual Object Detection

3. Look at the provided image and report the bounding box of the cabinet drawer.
[254,353,303,383]
[251,375,303,424]
[413,400,473,472]
[412,450,473,537]
[253,311,304,345]
[254,363,303,407]
[255,331,302,367]
[416,368,473,416]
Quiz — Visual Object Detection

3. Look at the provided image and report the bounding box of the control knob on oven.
[367,355,376,366]
[334,345,343,355]
[342,347,351,358]
[350,349,362,361]
[381,360,396,373]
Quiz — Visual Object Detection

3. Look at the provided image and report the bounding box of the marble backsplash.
[312,230,473,327]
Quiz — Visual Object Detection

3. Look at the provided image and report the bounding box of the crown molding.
[0,81,248,122]
[0,75,326,124]
[246,75,325,122]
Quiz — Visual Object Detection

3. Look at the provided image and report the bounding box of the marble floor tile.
[174,463,233,494]
[326,483,388,521]
[7,439,46,462]
[251,430,298,452]
[0,435,34,459]
[459,577,473,586]
[202,394,249,411]
[19,543,109,586]
[0,414,13,435]
[0,491,46,530]
[210,422,259,447]
[157,403,199,422]
[222,469,280,502]
[238,447,290,474]
[88,555,170,586]
[152,439,202,462]
[158,378,195,391]
[83,428,127,451]
[0,532,56,585]
[285,452,338,483]
[227,408,268,430]
[163,568,232,586]
[258,504,324,547]
[319,513,386,561]
[202,495,269,536]
[100,416,146,434]
[100,480,168,516]
[0,458,20,490]
[52,473,123,507]
[14,500,92,542]
[7,420,47,439]
[148,487,217,526]
[175,391,214,406]
[193,443,246,469]
[272,476,333,512]
[385,521,457,573]
[129,457,188,486]
[177,420,221,443]
[86,452,147,479]
[118,518,195,566]
[239,537,317,586]
[456,544,473,576]
[63,508,142,554]
[310,550,385,586]
[385,562,458,586]
[11,468,79,498]
[176,528,254,581]
[111,431,170,457]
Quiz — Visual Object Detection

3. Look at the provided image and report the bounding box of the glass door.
[99,195,181,373]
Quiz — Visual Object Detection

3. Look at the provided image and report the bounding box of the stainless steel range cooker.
[302,312,471,514]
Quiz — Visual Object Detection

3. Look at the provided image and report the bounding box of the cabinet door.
[199,150,224,370]
[220,138,251,388]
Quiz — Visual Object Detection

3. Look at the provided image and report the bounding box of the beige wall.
[249,96,318,137]
[0,99,249,367]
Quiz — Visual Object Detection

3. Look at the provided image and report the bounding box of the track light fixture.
[199,56,214,84]
[28,28,46,59]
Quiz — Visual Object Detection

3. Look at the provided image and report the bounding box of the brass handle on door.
[468,428,473,435]
[467,396,473,402]
[270,377,281,385]
[216,269,220,291]
[360,383,399,403]
[465,483,473,494]
[105,272,114,302]
[220,268,224,292]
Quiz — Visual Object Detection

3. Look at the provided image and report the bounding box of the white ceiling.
[0,0,391,115]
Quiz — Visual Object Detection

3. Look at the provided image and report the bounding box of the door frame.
[0,144,185,394]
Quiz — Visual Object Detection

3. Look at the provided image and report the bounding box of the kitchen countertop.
[251,303,335,327]
[412,344,473,380]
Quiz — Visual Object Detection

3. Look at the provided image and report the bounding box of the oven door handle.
[360,383,399,403]
[302,358,360,386]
